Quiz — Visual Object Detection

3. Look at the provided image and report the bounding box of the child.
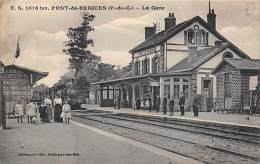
[61,100,71,124]
[15,100,23,123]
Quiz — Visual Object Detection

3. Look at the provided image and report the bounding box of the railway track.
[112,113,260,144]
[72,112,260,164]
[74,110,260,144]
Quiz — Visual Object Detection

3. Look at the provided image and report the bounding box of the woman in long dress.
[15,100,24,123]
[39,103,46,123]
[53,95,63,122]
[44,96,53,123]
[61,100,71,124]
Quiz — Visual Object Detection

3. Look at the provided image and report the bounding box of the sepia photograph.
[0,0,260,163]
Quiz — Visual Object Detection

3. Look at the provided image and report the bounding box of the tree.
[74,76,90,90]
[63,12,101,77]
[95,63,116,81]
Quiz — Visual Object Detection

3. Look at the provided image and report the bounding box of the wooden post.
[0,61,6,129]
[0,79,3,129]
[256,71,260,114]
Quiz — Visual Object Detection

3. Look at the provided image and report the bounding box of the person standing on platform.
[162,95,167,115]
[169,97,175,116]
[61,100,71,124]
[136,98,141,110]
[155,95,160,113]
[15,100,24,123]
[192,90,200,117]
[145,96,150,111]
[26,99,36,123]
[39,103,46,123]
[148,95,152,112]
[54,95,63,122]
[179,92,185,116]
[44,95,53,123]
[117,96,121,109]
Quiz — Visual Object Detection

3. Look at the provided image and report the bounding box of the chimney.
[207,1,216,30]
[145,26,155,40]
[187,46,198,62]
[164,13,176,30]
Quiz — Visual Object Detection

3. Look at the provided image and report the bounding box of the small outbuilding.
[212,58,260,113]
[2,64,48,115]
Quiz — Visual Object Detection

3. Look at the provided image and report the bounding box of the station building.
[92,3,260,112]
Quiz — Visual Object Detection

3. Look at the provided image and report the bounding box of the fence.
[205,90,258,114]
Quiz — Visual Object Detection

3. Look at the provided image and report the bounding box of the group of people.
[135,95,152,111]
[14,95,72,124]
[134,89,200,117]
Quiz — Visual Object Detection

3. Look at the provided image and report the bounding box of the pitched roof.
[225,59,260,70]
[129,16,251,59]
[212,58,260,74]
[165,43,229,73]
[5,64,48,81]
[130,17,195,53]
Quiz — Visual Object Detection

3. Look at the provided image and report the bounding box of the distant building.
[92,2,260,112]
[2,64,48,114]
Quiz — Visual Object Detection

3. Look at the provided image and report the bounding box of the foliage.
[63,12,101,76]
[74,76,90,90]
[95,63,116,81]
[33,83,49,92]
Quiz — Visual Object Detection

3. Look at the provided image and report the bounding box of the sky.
[0,0,259,87]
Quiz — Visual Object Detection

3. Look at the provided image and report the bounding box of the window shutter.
[138,61,140,75]
[147,59,150,74]
[152,58,154,73]
[142,61,144,75]
[184,30,187,45]
[206,32,209,46]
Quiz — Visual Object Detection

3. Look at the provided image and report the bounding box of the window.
[134,61,139,75]
[115,90,120,99]
[160,54,164,70]
[142,60,144,75]
[224,73,230,81]
[152,57,158,73]
[203,80,211,89]
[187,30,195,44]
[142,58,149,75]
[196,29,206,45]
[147,58,150,74]
[184,29,208,45]
[164,85,170,99]
[174,78,180,82]
[224,73,231,97]
[164,79,170,83]
[223,51,233,59]
[173,85,180,99]
[183,78,189,82]
[138,61,141,75]
[108,90,113,100]
[102,90,107,99]
[183,85,189,98]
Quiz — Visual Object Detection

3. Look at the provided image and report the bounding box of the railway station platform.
[0,118,202,164]
[81,104,260,128]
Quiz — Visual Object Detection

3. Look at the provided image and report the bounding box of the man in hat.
[162,94,167,115]
[192,88,200,117]
[178,92,185,116]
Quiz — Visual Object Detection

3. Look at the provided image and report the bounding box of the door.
[202,78,213,111]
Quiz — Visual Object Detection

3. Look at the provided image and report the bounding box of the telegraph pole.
[0,61,6,129]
